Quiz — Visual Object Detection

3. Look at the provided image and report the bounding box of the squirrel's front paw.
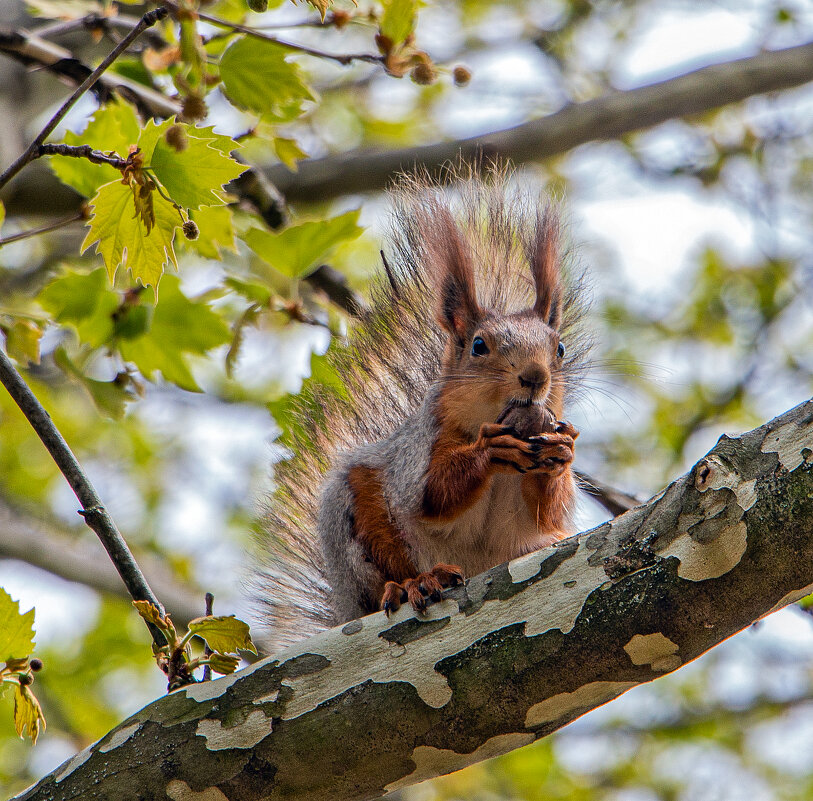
[381,564,464,615]
[526,429,577,476]
[476,423,544,473]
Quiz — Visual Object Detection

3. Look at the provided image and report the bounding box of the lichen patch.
[99,721,140,753]
[166,779,230,800]
[525,681,637,728]
[384,733,535,793]
[624,633,681,672]
[196,709,271,751]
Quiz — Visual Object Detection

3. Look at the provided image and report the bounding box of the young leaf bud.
[410,62,437,85]
[453,65,472,86]
[165,124,188,152]
[181,94,207,122]
[183,220,200,240]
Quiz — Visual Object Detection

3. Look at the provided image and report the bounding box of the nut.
[497,404,556,439]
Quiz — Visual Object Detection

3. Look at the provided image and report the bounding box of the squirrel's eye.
[471,336,489,357]
[557,342,566,359]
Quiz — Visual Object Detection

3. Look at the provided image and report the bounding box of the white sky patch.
[615,7,758,85]
[574,189,757,293]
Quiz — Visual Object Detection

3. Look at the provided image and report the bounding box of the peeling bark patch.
[507,538,579,584]
[668,519,747,581]
[624,633,681,672]
[99,721,141,753]
[524,682,637,728]
[383,733,535,793]
[761,410,813,472]
[166,780,231,801]
[342,620,362,635]
[197,709,271,751]
[53,744,94,783]
[762,582,813,618]
[274,539,608,719]
[695,455,758,510]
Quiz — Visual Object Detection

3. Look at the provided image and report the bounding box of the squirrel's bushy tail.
[252,167,589,652]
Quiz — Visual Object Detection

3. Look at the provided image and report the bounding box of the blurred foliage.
[0,0,812,797]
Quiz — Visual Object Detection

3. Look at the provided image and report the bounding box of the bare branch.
[265,40,813,202]
[0,26,181,119]
[0,7,169,192]
[0,499,204,626]
[0,346,167,648]
[16,397,813,801]
[0,211,84,248]
[576,469,642,516]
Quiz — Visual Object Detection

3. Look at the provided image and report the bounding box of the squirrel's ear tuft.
[529,208,562,329]
[432,208,481,342]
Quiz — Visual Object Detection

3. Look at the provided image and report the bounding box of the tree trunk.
[16,397,813,801]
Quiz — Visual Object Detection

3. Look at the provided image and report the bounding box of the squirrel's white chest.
[412,474,558,577]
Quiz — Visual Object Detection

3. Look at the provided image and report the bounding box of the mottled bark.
[15,398,813,801]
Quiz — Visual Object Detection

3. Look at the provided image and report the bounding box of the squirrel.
[254,171,588,651]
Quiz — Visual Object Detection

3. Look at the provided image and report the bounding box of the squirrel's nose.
[518,366,549,390]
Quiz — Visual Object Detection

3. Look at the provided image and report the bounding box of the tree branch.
[0,346,167,648]
[16,397,813,801]
[0,7,169,192]
[264,40,813,202]
[0,26,181,119]
[0,499,204,627]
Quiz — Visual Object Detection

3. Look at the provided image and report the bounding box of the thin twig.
[0,7,168,193]
[37,143,130,170]
[162,1,382,66]
[202,592,213,682]
[0,346,167,649]
[0,212,85,248]
[33,12,167,49]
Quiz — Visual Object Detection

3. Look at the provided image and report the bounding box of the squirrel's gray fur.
[252,168,588,652]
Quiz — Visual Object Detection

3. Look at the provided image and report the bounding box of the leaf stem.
[0,7,169,193]
[0,212,85,249]
[0,347,168,649]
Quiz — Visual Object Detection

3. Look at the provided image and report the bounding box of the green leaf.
[244,209,362,279]
[117,275,230,392]
[206,652,241,675]
[4,320,42,366]
[52,348,129,420]
[81,180,179,289]
[138,119,246,210]
[224,276,272,306]
[0,199,5,231]
[220,36,315,118]
[273,136,308,170]
[51,100,141,197]
[381,0,420,44]
[0,588,35,663]
[187,615,257,655]
[14,683,46,745]
[38,268,119,347]
[186,205,238,260]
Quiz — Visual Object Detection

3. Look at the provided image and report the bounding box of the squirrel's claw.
[380,564,464,616]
